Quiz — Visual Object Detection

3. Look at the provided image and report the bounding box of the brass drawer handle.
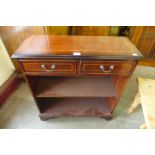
[41,64,56,72]
[51,64,56,71]
[99,65,114,73]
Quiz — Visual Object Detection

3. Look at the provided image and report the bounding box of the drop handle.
[50,64,56,71]
[99,65,114,72]
[41,64,46,69]
[41,64,56,72]
[99,65,105,71]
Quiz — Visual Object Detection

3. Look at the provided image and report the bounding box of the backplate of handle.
[99,65,114,73]
[41,64,56,72]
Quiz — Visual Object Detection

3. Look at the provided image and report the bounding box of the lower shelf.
[35,76,118,97]
[37,98,112,119]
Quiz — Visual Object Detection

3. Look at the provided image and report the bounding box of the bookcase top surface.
[12,35,143,60]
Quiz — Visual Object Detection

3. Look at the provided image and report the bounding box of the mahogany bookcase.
[12,36,143,120]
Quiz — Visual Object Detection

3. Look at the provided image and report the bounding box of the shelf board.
[36,76,118,97]
[38,98,112,118]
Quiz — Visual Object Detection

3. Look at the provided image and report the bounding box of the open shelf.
[37,98,112,118]
[35,76,118,98]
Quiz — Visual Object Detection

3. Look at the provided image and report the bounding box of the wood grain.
[0,26,70,72]
[129,26,155,62]
[138,59,155,67]
[44,26,69,35]
[0,26,45,72]
[21,59,76,74]
[12,35,143,60]
[38,98,112,119]
[137,26,155,59]
[80,60,136,75]
[130,26,145,45]
[35,76,118,97]
[75,26,110,36]
[12,35,143,120]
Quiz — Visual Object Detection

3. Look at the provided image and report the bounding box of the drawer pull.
[99,65,105,71]
[51,64,56,71]
[41,64,56,72]
[99,65,114,73]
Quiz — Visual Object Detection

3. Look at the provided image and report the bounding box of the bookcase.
[12,35,143,120]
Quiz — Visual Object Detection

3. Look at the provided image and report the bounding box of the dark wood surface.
[12,35,143,60]
[12,35,143,120]
[38,98,111,119]
[0,26,71,72]
[80,60,136,75]
[20,59,136,76]
[21,59,76,73]
[35,76,118,98]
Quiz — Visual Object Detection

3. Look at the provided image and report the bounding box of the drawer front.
[21,60,76,73]
[80,61,136,75]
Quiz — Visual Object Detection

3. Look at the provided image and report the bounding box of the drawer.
[21,60,76,74]
[80,61,136,74]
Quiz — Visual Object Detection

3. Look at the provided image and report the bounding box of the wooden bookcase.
[12,35,143,120]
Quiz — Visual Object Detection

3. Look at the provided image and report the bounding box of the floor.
[0,66,155,129]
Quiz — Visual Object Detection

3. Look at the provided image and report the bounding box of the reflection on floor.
[0,66,155,129]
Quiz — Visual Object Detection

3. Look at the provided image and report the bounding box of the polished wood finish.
[12,35,143,120]
[35,76,118,97]
[0,26,70,72]
[12,35,143,59]
[20,59,136,76]
[80,60,136,75]
[21,60,76,74]
[38,98,112,119]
